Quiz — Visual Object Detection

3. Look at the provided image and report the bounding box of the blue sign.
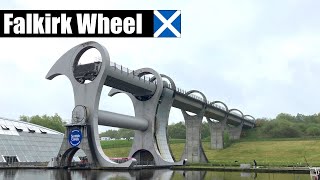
[69,129,82,147]
[154,10,181,38]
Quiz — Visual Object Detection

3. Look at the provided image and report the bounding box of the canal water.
[0,169,311,180]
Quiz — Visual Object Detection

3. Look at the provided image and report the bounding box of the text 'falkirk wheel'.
[46,41,184,167]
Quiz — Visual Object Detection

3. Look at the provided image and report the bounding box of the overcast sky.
[1,0,320,132]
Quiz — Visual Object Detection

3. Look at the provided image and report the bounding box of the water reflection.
[0,169,311,180]
[53,169,174,180]
[175,170,207,180]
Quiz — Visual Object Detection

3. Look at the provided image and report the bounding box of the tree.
[19,114,66,133]
[168,121,186,139]
[19,115,29,122]
[201,122,210,139]
[100,129,121,139]
[118,129,134,140]
[276,113,295,122]
[306,126,320,136]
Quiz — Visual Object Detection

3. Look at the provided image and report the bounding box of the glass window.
[0,149,8,155]
[17,155,26,162]
[18,145,27,150]
[15,126,23,132]
[28,128,35,133]
[1,125,9,130]
[3,156,19,163]
[40,129,47,134]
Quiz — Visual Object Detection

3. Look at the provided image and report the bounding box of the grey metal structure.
[46,42,135,167]
[46,41,255,167]
[109,70,184,166]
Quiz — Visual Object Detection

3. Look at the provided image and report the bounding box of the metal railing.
[110,61,157,85]
[230,111,242,117]
[109,61,252,121]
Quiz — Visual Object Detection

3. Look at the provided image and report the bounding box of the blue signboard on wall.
[69,129,82,147]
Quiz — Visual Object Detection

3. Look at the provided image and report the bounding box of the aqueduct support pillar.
[228,123,243,140]
[208,121,226,149]
[227,109,245,140]
[207,101,229,149]
[181,90,208,163]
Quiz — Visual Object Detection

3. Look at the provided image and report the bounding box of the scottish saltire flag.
[154,10,181,38]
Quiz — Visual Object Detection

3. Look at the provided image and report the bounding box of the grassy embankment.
[101,138,320,167]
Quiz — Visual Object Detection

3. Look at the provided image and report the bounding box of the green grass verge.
[100,139,188,149]
[101,139,320,167]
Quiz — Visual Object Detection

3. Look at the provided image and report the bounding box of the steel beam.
[98,110,148,131]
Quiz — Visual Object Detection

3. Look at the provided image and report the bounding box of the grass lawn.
[203,140,320,166]
[101,139,320,167]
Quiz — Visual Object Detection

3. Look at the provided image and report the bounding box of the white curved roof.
[0,116,63,136]
[0,117,65,163]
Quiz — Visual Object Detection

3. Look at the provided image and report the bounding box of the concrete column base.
[55,125,134,168]
[181,113,208,163]
[56,125,99,167]
[227,124,243,140]
[208,122,225,149]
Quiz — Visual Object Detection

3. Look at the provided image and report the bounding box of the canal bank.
[172,165,310,174]
[0,165,311,174]
[0,168,310,180]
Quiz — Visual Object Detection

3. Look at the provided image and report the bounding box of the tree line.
[99,121,210,140]
[19,114,66,133]
[245,113,320,138]
[99,128,134,140]
[100,113,320,140]
[18,112,320,140]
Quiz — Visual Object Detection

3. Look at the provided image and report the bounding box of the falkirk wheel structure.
[46,41,256,168]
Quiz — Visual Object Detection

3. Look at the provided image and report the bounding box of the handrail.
[107,61,254,124]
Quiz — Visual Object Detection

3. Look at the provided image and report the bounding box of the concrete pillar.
[207,101,229,149]
[228,123,243,140]
[181,90,208,163]
[207,120,226,149]
[227,109,244,140]
[57,125,98,167]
